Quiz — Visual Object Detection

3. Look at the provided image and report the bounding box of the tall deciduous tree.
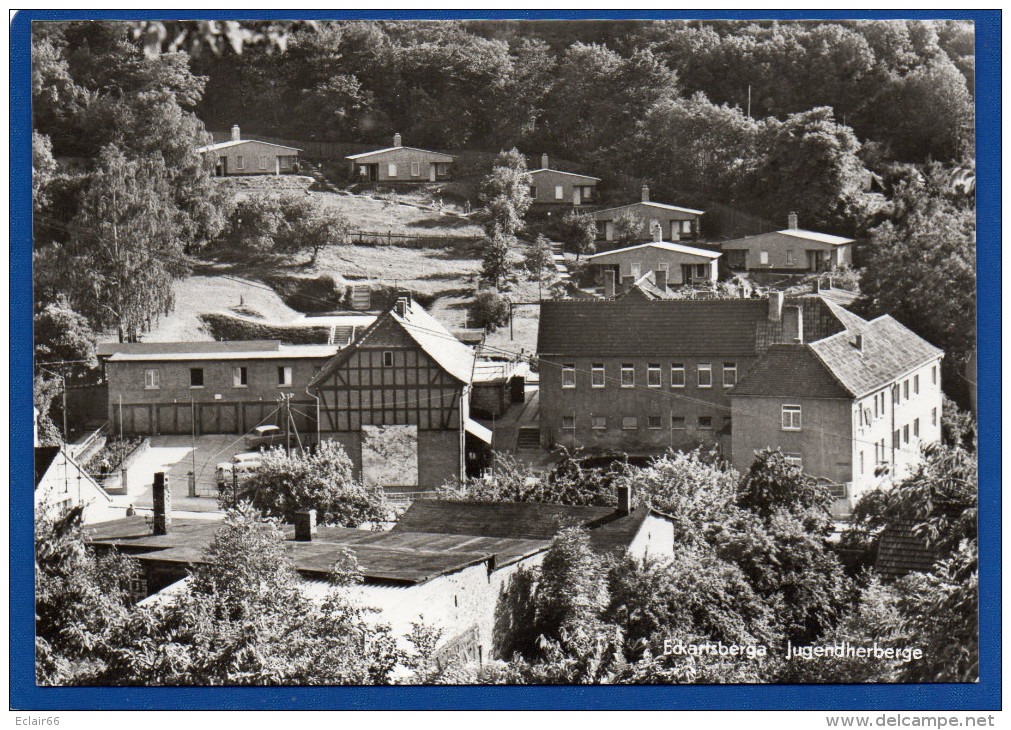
[479,148,533,236]
[67,146,188,341]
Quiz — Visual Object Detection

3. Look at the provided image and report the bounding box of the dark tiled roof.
[392,499,662,555]
[809,315,943,397]
[310,300,474,387]
[34,446,61,488]
[875,521,937,579]
[729,344,852,398]
[96,340,279,357]
[537,297,847,358]
[86,516,547,584]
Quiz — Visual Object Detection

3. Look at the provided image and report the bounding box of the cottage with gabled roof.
[198,125,301,176]
[528,153,600,208]
[308,297,491,489]
[346,133,454,183]
[729,309,943,516]
[719,213,855,272]
[592,184,703,244]
[586,227,721,296]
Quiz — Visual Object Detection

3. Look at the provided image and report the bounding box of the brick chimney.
[768,291,784,322]
[854,333,864,352]
[641,183,650,203]
[294,510,317,541]
[231,125,240,142]
[541,153,549,169]
[604,269,616,298]
[152,471,171,535]
[654,268,667,291]
[393,132,402,147]
[617,484,632,515]
[787,211,798,230]
[394,296,410,317]
[784,305,803,343]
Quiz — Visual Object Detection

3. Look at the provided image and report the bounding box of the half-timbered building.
[308,297,492,490]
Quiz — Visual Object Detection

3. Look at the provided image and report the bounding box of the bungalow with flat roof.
[592,184,704,244]
[346,133,454,183]
[528,153,600,208]
[198,125,301,176]
[719,213,855,272]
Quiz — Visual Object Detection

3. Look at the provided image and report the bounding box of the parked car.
[245,424,283,450]
[216,452,263,491]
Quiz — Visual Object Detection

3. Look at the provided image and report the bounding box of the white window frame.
[621,416,638,431]
[723,362,737,388]
[697,363,712,388]
[591,415,606,431]
[554,184,564,200]
[671,364,685,388]
[647,364,662,388]
[278,365,293,387]
[232,366,248,388]
[562,364,576,389]
[620,364,635,388]
[786,249,795,266]
[144,368,160,390]
[681,220,692,234]
[781,404,802,431]
[388,163,398,177]
[591,364,605,388]
[411,161,421,177]
[562,414,576,431]
[760,250,769,265]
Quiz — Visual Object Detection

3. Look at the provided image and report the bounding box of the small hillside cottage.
[730,313,943,517]
[198,126,300,176]
[346,133,454,183]
[719,213,855,272]
[586,231,721,296]
[592,185,703,244]
[308,297,491,489]
[528,153,600,207]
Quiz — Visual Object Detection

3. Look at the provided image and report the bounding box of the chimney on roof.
[768,291,784,322]
[541,153,549,169]
[294,510,317,541]
[854,333,864,352]
[784,305,803,343]
[641,183,650,203]
[394,296,410,317]
[650,221,663,243]
[393,132,402,147]
[152,472,171,535]
[617,484,632,516]
[603,269,616,298]
[231,125,241,142]
[788,211,798,230]
[814,278,823,293]
[654,268,667,291]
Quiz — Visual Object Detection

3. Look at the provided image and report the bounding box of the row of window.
[144,366,295,390]
[561,362,737,389]
[530,185,596,200]
[228,155,274,171]
[561,413,728,431]
[862,408,938,473]
[860,367,938,426]
[384,162,448,177]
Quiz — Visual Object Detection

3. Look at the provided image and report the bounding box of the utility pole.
[283,393,291,454]
[61,371,68,442]
[747,84,751,119]
[191,397,197,493]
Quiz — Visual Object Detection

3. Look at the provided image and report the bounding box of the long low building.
[87,484,671,667]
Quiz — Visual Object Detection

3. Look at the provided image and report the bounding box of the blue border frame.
[10,8,1000,711]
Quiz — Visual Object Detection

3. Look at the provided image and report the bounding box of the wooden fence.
[349,230,482,248]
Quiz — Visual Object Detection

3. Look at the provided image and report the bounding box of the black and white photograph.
[28,16,980,690]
